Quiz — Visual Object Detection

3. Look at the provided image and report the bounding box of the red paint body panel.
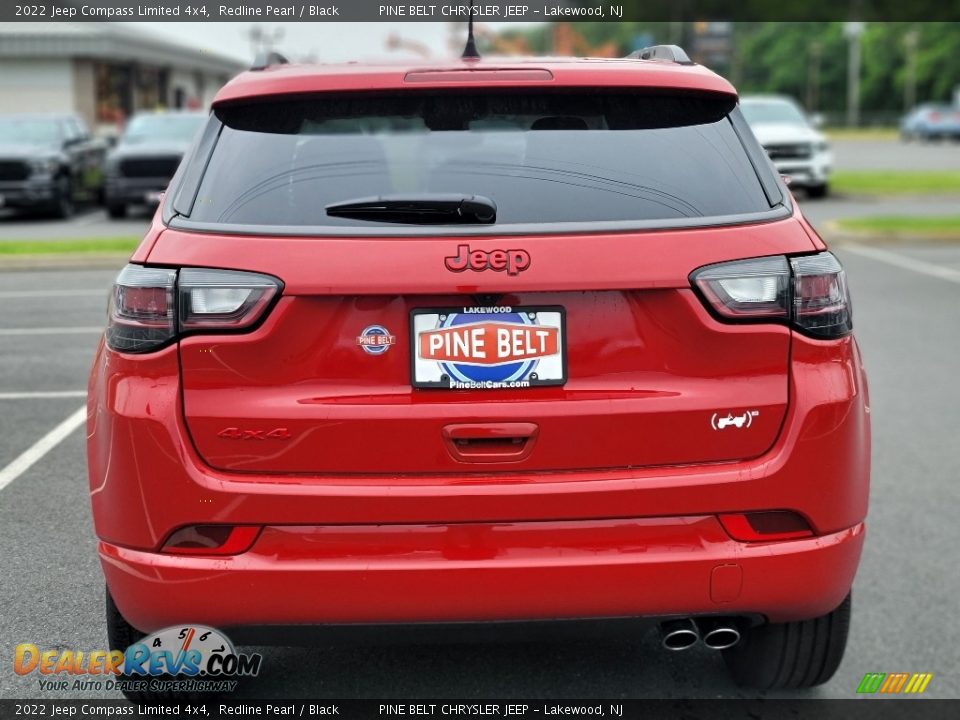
[146,218,815,295]
[214,59,737,106]
[177,290,792,473]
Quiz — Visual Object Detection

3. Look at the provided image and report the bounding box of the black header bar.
[0,699,958,719]
[4,0,959,22]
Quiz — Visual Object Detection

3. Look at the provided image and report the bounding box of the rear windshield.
[187,91,773,230]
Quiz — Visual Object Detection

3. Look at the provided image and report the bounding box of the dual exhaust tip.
[660,618,741,651]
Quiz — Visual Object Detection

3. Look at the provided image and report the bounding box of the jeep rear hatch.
[158,88,809,475]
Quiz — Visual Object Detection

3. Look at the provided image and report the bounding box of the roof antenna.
[461,0,481,59]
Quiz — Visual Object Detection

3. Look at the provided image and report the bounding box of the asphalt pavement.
[0,206,149,240]
[832,137,960,171]
[0,238,958,700]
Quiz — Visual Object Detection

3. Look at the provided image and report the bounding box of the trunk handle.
[442,422,539,463]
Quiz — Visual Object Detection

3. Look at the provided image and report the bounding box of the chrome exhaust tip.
[698,619,741,650]
[659,618,700,651]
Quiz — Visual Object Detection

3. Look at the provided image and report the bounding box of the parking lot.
[0,223,958,698]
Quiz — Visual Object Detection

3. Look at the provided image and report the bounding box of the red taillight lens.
[790,253,852,338]
[691,252,852,339]
[105,265,282,353]
[719,512,814,542]
[106,265,176,353]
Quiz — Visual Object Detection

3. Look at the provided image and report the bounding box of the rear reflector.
[161,525,261,555]
[719,512,814,542]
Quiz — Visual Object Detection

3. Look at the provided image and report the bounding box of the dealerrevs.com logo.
[15,625,261,694]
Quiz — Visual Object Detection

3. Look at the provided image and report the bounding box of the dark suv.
[0,113,106,218]
[104,111,207,219]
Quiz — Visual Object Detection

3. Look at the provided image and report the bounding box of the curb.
[0,253,129,271]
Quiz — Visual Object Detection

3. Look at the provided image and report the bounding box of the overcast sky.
[132,22,539,65]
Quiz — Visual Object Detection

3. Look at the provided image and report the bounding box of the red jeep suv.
[87,45,870,692]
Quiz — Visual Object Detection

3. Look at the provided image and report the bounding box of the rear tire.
[106,587,214,703]
[48,175,75,219]
[722,593,851,689]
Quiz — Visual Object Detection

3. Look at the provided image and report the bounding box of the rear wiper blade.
[325,194,497,225]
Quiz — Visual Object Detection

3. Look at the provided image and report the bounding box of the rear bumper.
[101,517,864,633]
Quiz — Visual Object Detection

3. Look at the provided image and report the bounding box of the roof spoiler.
[625,45,693,65]
[250,51,289,72]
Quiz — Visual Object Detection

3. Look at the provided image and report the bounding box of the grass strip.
[0,237,140,255]
[834,215,960,235]
[831,171,960,195]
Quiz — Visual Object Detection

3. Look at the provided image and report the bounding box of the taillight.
[105,264,281,353]
[106,265,176,353]
[790,253,852,338]
[691,251,852,339]
[690,256,790,320]
[179,268,280,330]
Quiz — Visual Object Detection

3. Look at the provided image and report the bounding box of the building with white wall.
[0,23,245,133]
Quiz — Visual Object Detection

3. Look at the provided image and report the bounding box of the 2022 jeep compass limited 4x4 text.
[87,45,870,693]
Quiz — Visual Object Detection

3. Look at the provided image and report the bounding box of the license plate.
[411,305,566,390]
[144,191,163,204]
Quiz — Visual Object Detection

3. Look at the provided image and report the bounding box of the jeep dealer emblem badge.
[445,244,531,276]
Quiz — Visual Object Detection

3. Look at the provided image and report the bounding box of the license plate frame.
[410,305,567,390]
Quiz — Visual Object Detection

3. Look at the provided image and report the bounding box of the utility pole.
[844,21,864,127]
[807,40,822,112]
[903,29,920,111]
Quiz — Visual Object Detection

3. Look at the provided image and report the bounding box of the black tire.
[48,175,75,219]
[723,593,851,689]
[106,588,145,654]
[107,203,128,219]
[806,183,829,199]
[106,588,215,703]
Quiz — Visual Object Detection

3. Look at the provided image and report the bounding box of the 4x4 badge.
[445,244,531,276]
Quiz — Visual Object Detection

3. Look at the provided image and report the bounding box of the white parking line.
[841,244,960,284]
[0,406,86,494]
[0,391,87,400]
[0,327,102,336]
[0,289,106,299]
